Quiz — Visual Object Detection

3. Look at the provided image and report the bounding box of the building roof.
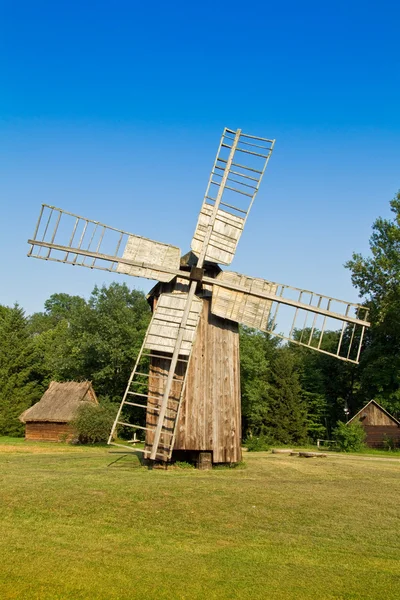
[19,381,98,423]
[348,399,400,426]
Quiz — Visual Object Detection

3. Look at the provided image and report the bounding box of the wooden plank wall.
[25,422,74,442]
[362,403,398,426]
[364,426,400,448]
[146,296,241,463]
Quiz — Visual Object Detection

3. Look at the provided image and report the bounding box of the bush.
[71,399,116,444]
[333,420,366,452]
[383,434,397,451]
[244,434,272,452]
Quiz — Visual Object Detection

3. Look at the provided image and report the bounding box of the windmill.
[27,128,370,465]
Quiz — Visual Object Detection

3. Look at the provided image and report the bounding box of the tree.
[333,420,366,452]
[345,192,400,416]
[0,305,42,436]
[29,283,151,401]
[240,327,278,437]
[71,397,116,443]
[266,348,307,444]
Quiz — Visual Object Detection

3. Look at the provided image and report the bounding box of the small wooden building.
[348,400,400,448]
[19,381,98,442]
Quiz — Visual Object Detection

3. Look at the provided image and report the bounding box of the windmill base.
[146,294,242,464]
[172,450,213,470]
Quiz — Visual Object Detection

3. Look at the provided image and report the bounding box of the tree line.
[1,194,399,443]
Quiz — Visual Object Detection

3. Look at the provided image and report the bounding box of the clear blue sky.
[1,0,399,315]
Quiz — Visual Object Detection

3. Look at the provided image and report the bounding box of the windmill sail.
[210,271,370,364]
[28,204,181,282]
[191,129,275,265]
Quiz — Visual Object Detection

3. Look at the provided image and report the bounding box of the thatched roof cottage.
[19,381,98,442]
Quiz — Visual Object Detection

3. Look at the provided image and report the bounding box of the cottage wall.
[363,426,400,448]
[25,422,75,442]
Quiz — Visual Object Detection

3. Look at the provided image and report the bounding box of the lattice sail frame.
[209,272,370,364]
[28,204,180,282]
[191,128,274,265]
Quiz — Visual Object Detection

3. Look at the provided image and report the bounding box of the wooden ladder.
[108,340,190,461]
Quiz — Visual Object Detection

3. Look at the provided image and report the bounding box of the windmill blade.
[108,292,203,461]
[191,128,275,266]
[28,204,181,283]
[209,271,370,364]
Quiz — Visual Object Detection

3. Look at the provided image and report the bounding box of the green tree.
[71,397,116,443]
[266,348,307,444]
[240,327,278,437]
[345,192,400,416]
[29,283,151,401]
[333,420,366,452]
[0,305,42,436]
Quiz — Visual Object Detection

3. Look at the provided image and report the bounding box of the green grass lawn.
[1,439,399,600]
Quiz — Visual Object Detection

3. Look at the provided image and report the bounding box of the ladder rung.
[141,352,172,361]
[224,185,253,198]
[235,146,270,159]
[117,421,155,432]
[132,371,182,384]
[124,402,177,421]
[141,352,189,363]
[240,131,275,143]
[108,442,170,460]
[219,201,247,214]
[128,391,180,405]
[108,442,138,453]
[228,168,260,182]
[117,422,175,437]
[108,443,163,459]
[231,161,263,174]
[227,176,257,190]
[127,391,162,401]
[238,137,272,151]
[124,401,159,411]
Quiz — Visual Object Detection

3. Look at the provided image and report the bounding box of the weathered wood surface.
[360,402,398,426]
[144,293,203,356]
[146,296,241,464]
[191,203,245,266]
[211,271,277,330]
[363,426,400,448]
[25,422,74,442]
[117,235,180,282]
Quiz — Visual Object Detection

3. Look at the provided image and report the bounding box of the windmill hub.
[27,127,370,466]
[189,266,205,283]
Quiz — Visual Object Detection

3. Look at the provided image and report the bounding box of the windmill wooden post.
[27,127,371,466]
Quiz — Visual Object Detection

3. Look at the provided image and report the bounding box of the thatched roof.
[19,381,98,423]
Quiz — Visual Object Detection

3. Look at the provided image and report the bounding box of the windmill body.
[146,254,241,463]
[27,128,370,465]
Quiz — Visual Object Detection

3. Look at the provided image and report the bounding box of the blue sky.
[0,0,399,315]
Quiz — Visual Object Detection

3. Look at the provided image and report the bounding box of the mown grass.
[1,439,399,600]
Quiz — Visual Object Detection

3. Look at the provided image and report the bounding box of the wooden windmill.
[28,128,370,465]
